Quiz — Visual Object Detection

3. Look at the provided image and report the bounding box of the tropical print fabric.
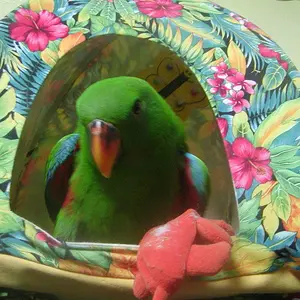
[0,0,299,290]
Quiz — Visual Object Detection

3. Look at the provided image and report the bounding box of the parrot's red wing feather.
[45,134,80,222]
[46,154,76,220]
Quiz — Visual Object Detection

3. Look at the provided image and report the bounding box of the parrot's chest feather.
[70,160,180,243]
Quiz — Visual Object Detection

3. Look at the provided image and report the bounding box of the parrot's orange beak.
[89,120,121,178]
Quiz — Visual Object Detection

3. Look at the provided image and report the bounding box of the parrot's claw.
[133,209,234,300]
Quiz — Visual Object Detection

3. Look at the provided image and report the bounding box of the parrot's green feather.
[47,77,209,244]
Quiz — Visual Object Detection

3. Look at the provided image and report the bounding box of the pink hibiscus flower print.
[244,21,259,31]
[9,9,69,52]
[229,137,273,190]
[229,12,258,31]
[36,232,61,247]
[136,0,183,18]
[217,117,228,138]
[258,44,280,61]
[207,75,230,97]
[223,90,250,113]
[258,44,289,71]
[216,118,232,157]
[229,13,245,24]
[211,62,237,79]
[226,72,257,94]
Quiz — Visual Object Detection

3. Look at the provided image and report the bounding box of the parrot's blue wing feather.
[45,133,79,222]
[45,134,79,182]
[185,152,210,208]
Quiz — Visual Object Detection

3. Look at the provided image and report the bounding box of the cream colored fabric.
[1,254,300,300]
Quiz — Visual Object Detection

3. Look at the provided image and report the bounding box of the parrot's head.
[76,76,186,179]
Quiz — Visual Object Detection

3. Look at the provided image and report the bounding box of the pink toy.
[133,209,234,300]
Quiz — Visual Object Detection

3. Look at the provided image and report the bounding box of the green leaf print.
[275,170,300,198]
[271,183,291,222]
[262,62,287,91]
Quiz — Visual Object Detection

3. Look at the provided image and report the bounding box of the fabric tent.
[0,0,299,298]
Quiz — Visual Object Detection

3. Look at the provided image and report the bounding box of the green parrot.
[45,76,210,244]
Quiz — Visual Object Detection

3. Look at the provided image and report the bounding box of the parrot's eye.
[132,100,142,115]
